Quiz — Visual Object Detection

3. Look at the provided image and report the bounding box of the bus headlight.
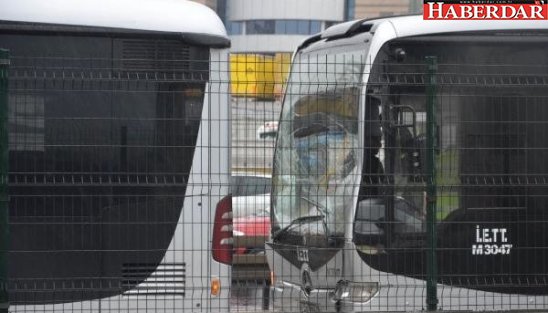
[333,280,378,303]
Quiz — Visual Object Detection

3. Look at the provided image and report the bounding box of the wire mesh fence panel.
[266,36,548,313]
[2,18,548,313]
[0,48,9,313]
[229,54,283,313]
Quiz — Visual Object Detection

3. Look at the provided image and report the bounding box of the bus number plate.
[297,248,309,262]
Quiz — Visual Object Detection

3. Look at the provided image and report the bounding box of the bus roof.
[305,15,548,50]
[0,0,229,47]
[389,15,548,38]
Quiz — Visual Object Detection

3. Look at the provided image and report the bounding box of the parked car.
[233,209,271,254]
[231,173,271,254]
[256,121,278,140]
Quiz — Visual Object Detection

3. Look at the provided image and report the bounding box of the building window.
[247,20,276,34]
[345,0,356,20]
[245,20,327,35]
[310,21,321,34]
[227,21,244,35]
[299,20,312,35]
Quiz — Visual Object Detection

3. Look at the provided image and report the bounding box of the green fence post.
[425,56,438,312]
[0,49,9,313]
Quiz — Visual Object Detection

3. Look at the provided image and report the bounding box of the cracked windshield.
[272,50,366,235]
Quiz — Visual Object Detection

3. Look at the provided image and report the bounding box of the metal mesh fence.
[0,48,9,313]
[1,36,548,313]
[266,51,548,312]
[0,35,231,312]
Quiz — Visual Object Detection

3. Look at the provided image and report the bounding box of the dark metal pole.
[0,49,9,313]
[425,56,438,312]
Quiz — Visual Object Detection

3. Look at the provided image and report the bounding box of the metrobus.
[266,15,548,312]
[0,0,232,312]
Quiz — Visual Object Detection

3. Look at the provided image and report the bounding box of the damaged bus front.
[266,15,548,312]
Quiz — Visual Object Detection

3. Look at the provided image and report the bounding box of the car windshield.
[271,49,366,235]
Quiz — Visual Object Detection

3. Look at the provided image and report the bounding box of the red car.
[233,210,271,254]
[231,174,271,254]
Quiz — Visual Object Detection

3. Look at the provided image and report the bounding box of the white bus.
[0,0,232,312]
[266,15,548,312]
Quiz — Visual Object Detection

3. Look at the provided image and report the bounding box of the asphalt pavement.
[230,281,272,312]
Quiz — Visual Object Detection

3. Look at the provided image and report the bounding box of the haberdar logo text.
[423,0,548,20]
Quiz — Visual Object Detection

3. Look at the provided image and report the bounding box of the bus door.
[354,77,429,279]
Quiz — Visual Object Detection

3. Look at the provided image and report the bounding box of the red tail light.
[212,195,233,265]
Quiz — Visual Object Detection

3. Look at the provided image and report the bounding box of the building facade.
[218,0,352,53]
[188,0,422,99]
[190,0,422,52]
[354,0,421,19]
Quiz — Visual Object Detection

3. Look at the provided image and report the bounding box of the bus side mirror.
[354,199,386,245]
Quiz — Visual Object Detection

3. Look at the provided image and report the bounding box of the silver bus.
[0,0,232,311]
[266,15,548,312]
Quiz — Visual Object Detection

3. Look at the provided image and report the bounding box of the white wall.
[229,0,344,22]
[227,0,345,53]
[230,35,306,53]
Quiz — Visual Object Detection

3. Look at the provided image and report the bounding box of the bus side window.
[355,96,387,245]
[388,105,427,235]
[359,95,384,200]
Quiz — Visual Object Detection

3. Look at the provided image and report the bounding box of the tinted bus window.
[355,33,548,294]
[2,32,208,303]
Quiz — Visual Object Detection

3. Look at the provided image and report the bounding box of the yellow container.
[230,54,276,99]
[273,53,291,100]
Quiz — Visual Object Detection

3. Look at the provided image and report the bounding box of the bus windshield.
[271,49,366,236]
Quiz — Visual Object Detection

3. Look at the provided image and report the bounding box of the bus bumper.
[271,280,379,313]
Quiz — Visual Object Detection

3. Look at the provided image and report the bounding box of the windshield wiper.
[272,215,324,241]
[300,195,329,218]
[300,196,340,240]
